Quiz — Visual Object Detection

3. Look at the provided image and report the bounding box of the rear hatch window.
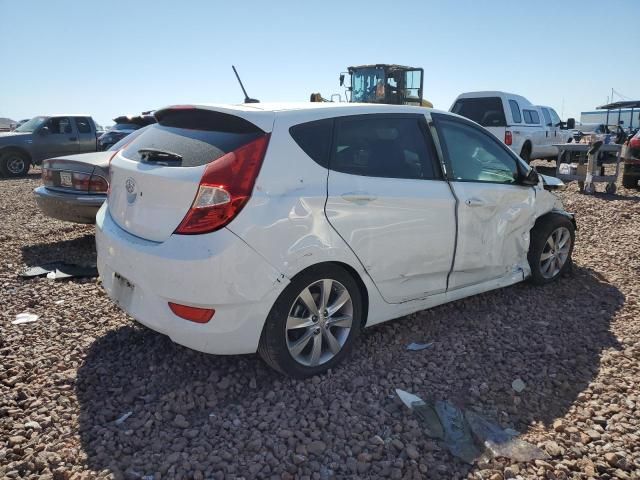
[451,97,506,127]
[121,110,264,167]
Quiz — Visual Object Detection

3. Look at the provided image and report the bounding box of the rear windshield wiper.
[138,148,183,165]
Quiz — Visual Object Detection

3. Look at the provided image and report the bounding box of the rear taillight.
[630,137,640,149]
[505,131,513,146]
[42,166,108,193]
[175,133,270,235]
[168,302,215,323]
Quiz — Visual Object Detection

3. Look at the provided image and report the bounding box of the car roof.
[454,91,533,106]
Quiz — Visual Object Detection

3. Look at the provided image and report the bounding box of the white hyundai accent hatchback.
[96,103,575,377]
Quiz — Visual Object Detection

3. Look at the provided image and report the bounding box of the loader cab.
[343,64,424,106]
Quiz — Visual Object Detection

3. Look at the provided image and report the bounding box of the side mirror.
[339,74,345,87]
[38,126,50,136]
[520,167,539,186]
[567,118,575,129]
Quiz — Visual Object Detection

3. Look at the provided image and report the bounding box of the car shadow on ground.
[20,233,96,267]
[0,172,42,182]
[75,265,623,478]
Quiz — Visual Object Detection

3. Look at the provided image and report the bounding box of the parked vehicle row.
[94,102,575,377]
[97,114,156,151]
[0,115,100,177]
[450,91,574,163]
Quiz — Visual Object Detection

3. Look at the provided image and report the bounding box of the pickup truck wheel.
[520,144,531,164]
[528,214,575,285]
[0,150,31,177]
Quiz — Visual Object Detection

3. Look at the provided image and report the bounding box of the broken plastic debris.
[54,300,65,305]
[406,342,434,351]
[114,411,133,425]
[395,389,548,464]
[12,312,39,325]
[512,378,526,393]
[21,262,98,280]
[435,400,482,463]
[465,409,549,462]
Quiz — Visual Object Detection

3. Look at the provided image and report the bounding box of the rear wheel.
[528,214,575,285]
[520,143,531,164]
[0,150,31,177]
[258,264,362,378]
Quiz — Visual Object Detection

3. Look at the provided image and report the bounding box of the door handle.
[341,192,377,203]
[69,137,77,141]
[465,197,487,207]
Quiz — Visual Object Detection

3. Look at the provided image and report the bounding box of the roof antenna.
[232,65,259,104]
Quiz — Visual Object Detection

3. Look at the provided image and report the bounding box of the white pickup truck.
[450,91,574,163]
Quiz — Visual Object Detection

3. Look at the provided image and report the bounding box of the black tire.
[622,171,640,189]
[528,213,575,285]
[520,143,531,164]
[258,264,363,378]
[0,150,31,177]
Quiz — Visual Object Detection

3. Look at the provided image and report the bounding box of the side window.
[522,109,540,125]
[549,109,561,126]
[435,117,519,184]
[508,100,522,123]
[289,118,333,167]
[332,116,438,180]
[541,108,552,126]
[74,117,92,134]
[48,117,72,134]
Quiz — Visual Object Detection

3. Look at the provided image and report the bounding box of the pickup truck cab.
[450,92,573,163]
[0,115,98,177]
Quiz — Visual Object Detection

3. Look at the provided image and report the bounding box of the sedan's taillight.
[175,133,270,235]
[505,131,513,146]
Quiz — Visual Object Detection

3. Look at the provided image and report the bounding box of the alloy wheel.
[6,155,26,174]
[540,226,571,279]
[286,279,353,367]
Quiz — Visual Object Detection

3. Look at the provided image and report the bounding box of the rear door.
[74,117,97,153]
[325,113,456,303]
[431,113,536,289]
[107,108,272,242]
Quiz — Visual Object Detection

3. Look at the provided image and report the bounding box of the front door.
[326,113,456,303]
[32,116,78,161]
[432,113,537,290]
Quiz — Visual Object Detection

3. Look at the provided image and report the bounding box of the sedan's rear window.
[451,97,506,127]
[122,110,264,167]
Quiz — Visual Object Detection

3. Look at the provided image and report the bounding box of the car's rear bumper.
[95,204,288,355]
[33,186,104,224]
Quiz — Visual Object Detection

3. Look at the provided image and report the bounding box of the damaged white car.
[95,103,575,378]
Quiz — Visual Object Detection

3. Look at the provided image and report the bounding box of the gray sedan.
[33,127,147,223]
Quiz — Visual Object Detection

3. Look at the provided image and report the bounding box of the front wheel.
[258,264,362,378]
[0,150,31,177]
[528,214,575,285]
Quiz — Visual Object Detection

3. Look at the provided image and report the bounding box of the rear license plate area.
[113,272,134,309]
[59,171,72,187]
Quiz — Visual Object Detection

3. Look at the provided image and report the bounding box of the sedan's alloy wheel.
[540,226,571,279]
[286,279,353,367]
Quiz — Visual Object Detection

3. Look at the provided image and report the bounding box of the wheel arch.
[0,146,33,163]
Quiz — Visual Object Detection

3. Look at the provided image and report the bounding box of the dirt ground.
[1,167,639,479]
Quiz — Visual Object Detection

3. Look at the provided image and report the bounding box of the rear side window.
[122,109,264,167]
[508,100,522,123]
[289,119,333,167]
[541,108,552,126]
[332,115,438,180]
[523,109,540,124]
[451,97,506,127]
[74,117,92,134]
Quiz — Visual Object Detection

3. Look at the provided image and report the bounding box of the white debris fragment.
[12,312,39,325]
[114,411,133,425]
[512,378,526,393]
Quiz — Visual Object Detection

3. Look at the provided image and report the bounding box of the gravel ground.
[1,167,639,480]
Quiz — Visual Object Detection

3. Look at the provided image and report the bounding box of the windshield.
[111,123,140,131]
[15,116,48,132]
[351,67,386,103]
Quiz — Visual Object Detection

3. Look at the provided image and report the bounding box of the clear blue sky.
[1,0,638,126]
